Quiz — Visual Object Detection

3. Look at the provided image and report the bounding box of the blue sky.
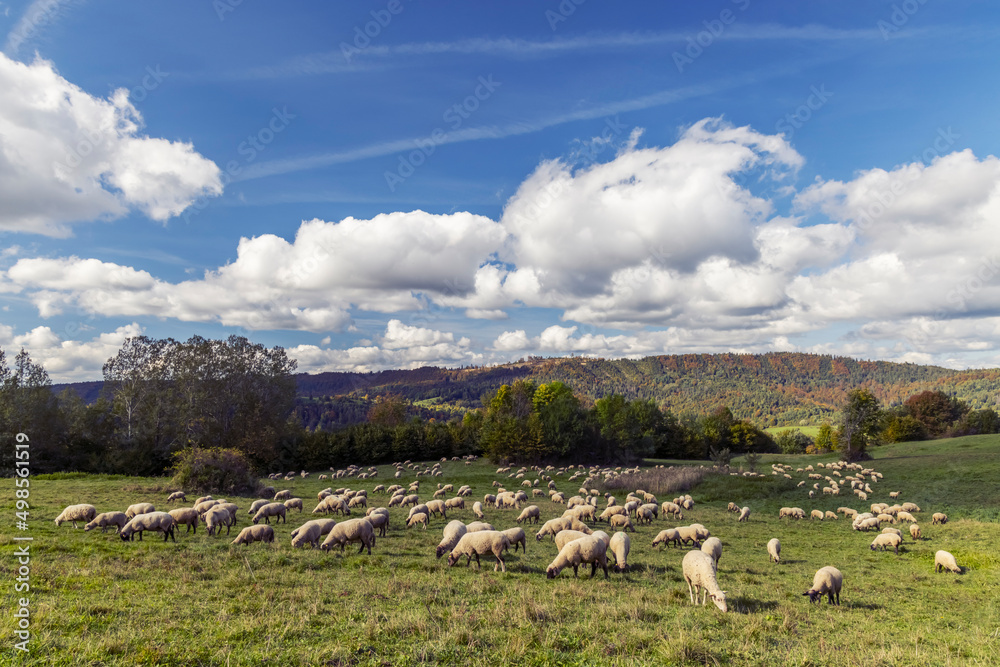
[2,0,1000,381]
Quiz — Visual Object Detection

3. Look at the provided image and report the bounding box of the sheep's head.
[803,589,822,604]
[546,565,561,579]
[446,553,460,567]
[710,592,728,612]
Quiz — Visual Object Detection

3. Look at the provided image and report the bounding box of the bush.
[775,429,814,454]
[170,446,259,495]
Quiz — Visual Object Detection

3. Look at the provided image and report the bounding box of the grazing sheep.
[425,499,448,518]
[290,519,337,543]
[168,508,200,535]
[536,518,571,541]
[661,501,683,518]
[652,529,681,549]
[727,502,739,512]
[803,566,842,605]
[870,533,902,555]
[554,530,589,550]
[204,506,234,537]
[120,512,177,542]
[407,512,429,530]
[700,536,723,568]
[738,507,750,522]
[934,550,961,574]
[274,490,292,501]
[909,524,922,540]
[546,535,609,579]
[252,503,287,525]
[466,521,495,532]
[838,507,858,519]
[444,497,465,511]
[436,520,469,558]
[194,495,213,506]
[320,518,376,555]
[896,511,916,523]
[932,512,948,525]
[690,524,711,541]
[810,509,824,520]
[166,491,186,502]
[231,524,275,546]
[193,499,220,514]
[54,504,98,529]
[367,511,389,537]
[599,506,628,522]
[290,521,325,548]
[284,498,304,513]
[408,504,429,520]
[824,511,839,521]
[682,550,727,612]
[675,525,702,547]
[447,531,511,572]
[347,495,368,510]
[635,506,655,525]
[84,511,129,534]
[767,538,781,563]
[473,501,485,519]
[248,499,269,516]
[881,527,903,540]
[502,527,528,554]
[608,514,635,532]
[609,532,630,572]
[125,503,156,519]
[901,502,921,513]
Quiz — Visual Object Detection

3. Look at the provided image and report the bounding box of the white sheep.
[682,550,727,612]
[609,531,630,572]
[166,491,186,502]
[554,529,589,550]
[870,533,902,555]
[932,512,948,525]
[290,521,325,548]
[737,507,750,522]
[444,497,465,511]
[204,506,234,537]
[367,511,389,537]
[54,504,98,528]
[125,503,156,519]
[120,512,177,542]
[472,501,485,519]
[283,498,303,513]
[896,511,916,523]
[435,520,469,558]
[447,531,511,572]
[803,566,842,605]
[168,508,200,535]
[232,524,274,545]
[194,495,213,506]
[700,536,723,568]
[193,499,220,514]
[320,518,375,554]
[248,499,269,515]
[502,527,528,554]
[546,534,609,579]
[466,521,494,532]
[252,503,287,525]
[652,529,681,549]
[934,550,961,574]
[608,514,635,532]
[84,511,128,534]
[675,525,702,547]
[407,512,429,530]
[290,519,337,543]
[274,489,292,501]
[909,523,922,540]
[767,538,781,563]
[824,511,839,521]
[810,509,824,520]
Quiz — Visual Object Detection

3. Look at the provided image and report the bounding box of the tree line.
[2,337,998,475]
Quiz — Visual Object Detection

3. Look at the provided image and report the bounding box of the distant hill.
[54,352,1000,428]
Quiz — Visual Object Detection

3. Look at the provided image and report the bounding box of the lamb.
[870,533,902,555]
[408,504,429,520]
[803,566,842,605]
[909,524,922,540]
[84,511,129,534]
[204,506,234,536]
[320,518,376,554]
[473,501,485,519]
[231,524,274,546]
[407,512,429,530]
[700,536,723,568]
[609,531,630,572]
[290,521,325,548]
[54,504,98,528]
[502,527,528,554]
[932,513,948,525]
[682,550,727,612]
[737,507,750,522]
[767,538,781,563]
[652,529,681,549]
[934,550,961,574]
[166,491,186,502]
[251,503,287,525]
[546,534,609,579]
[436,520,469,558]
[284,498,304,513]
[125,503,156,519]
[554,529,589,550]
[120,511,177,542]
[168,508,199,535]
[447,531,511,572]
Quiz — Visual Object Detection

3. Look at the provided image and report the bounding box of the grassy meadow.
[3,436,1000,666]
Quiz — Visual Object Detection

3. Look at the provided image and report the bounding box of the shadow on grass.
[843,601,882,610]
[731,596,779,614]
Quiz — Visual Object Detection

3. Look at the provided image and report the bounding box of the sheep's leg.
[686,579,695,604]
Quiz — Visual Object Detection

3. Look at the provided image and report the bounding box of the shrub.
[170,446,259,495]
[775,429,814,454]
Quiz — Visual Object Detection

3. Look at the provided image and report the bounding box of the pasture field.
[3,436,1000,666]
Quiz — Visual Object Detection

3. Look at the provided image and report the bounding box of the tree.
[0,348,65,473]
[903,390,966,437]
[837,388,882,461]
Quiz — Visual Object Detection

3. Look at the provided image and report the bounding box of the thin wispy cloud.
[4,0,77,56]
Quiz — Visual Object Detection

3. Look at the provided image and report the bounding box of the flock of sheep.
[52,456,965,613]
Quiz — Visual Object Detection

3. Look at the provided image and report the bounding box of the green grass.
[765,425,822,438]
[3,437,1000,666]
